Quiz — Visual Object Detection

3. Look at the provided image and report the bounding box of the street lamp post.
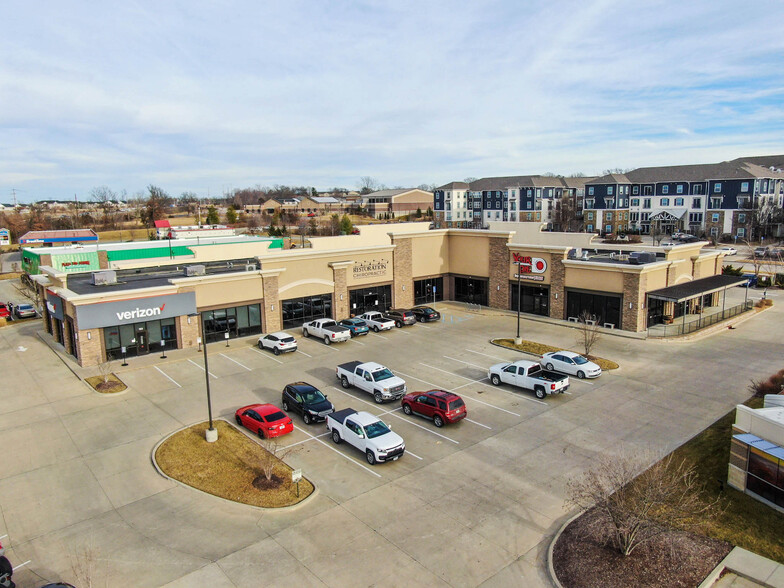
[515,262,522,345]
[195,312,218,442]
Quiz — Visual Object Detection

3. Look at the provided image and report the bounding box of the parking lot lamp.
[515,261,522,345]
[192,312,217,442]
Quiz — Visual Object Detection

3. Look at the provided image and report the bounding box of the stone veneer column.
[691,256,702,280]
[98,250,109,269]
[390,235,414,308]
[75,328,104,367]
[488,237,510,309]
[177,314,200,350]
[62,319,74,355]
[621,271,647,332]
[550,255,566,320]
[260,269,284,333]
[666,263,679,286]
[329,261,352,320]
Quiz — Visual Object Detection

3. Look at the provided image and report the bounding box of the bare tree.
[576,310,601,357]
[566,450,720,557]
[256,438,298,485]
[97,359,113,388]
[358,176,380,195]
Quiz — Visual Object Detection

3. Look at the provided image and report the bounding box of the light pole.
[515,262,522,345]
[194,312,217,442]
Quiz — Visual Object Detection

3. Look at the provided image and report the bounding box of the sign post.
[160,339,167,359]
[224,331,230,347]
[121,346,128,367]
[292,468,303,497]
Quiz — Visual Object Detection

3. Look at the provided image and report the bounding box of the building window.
[527,201,532,209]
[693,184,703,195]
[585,199,594,208]
[693,197,701,209]
[203,304,263,342]
[661,198,670,206]
[677,185,684,194]
[632,186,639,195]
[675,198,683,206]
[689,213,703,223]
[714,182,722,193]
[643,185,653,196]
[662,185,669,194]
[643,198,651,209]
[738,213,746,223]
[631,198,640,206]
[737,227,746,238]
[606,199,615,208]
[605,224,612,233]
[526,213,532,220]
[588,187,594,195]
[741,182,749,192]
[606,212,613,221]
[587,224,594,232]
[711,197,722,209]
[710,227,718,237]
[712,213,719,222]
[607,187,614,195]
[587,212,593,220]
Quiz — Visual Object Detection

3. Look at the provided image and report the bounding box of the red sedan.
[235,403,294,438]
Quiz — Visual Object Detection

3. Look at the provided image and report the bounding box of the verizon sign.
[75,292,196,329]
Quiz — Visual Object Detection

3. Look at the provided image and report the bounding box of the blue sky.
[2,0,783,202]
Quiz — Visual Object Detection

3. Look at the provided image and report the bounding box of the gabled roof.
[586,173,631,185]
[732,155,784,171]
[436,181,469,190]
[310,196,341,204]
[367,188,426,197]
[624,160,784,183]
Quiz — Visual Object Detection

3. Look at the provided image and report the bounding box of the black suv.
[410,305,441,323]
[384,309,417,327]
[281,382,334,424]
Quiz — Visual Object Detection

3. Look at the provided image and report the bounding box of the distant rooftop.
[20,229,98,244]
[25,234,274,255]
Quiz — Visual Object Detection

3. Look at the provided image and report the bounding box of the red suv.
[401,389,466,427]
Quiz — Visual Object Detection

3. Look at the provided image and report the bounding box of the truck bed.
[328,408,357,425]
[337,361,363,373]
[535,370,568,382]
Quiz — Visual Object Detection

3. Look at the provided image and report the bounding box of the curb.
[151,418,319,513]
[489,339,621,374]
[547,509,585,588]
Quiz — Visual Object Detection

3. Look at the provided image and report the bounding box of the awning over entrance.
[647,274,749,303]
[649,209,687,222]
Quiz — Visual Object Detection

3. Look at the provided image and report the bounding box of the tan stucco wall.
[308,222,430,250]
[566,267,624,293]
[190,274,265,308]
[448,233,491,277]
[411,233,449,278]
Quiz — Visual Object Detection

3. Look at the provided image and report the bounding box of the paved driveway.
[1,302,781,587]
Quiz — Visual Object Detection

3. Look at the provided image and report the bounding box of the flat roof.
[647,274,749,302]
[20,229,98,244]
[25,235,274,255]
[66,259,260,295]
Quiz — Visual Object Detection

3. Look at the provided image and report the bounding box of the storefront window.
[203,304,262,342]
[454,277,488,305]
[414,278,444,305]
[105,317,179,359]
[510,283,549,316]
[566,290,621,327]
[282,294,333,329]
[348,286,392,317]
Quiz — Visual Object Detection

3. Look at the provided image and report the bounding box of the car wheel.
[402,403,412,415]
[491,374,501,386]
[273,347,280,355]
[433,414,444,428]
[324,336,331,345]
[419,316,425,323]
[341,375,350,388]
[546,362,554,371]
[373,325,379,332]
[258,428,265,439]
[350,330,355,337]
[235,415,242,426]
[332,429,341,444]
[577,370,585,379]
[534,387,546,399]
[396,321,402,328]
[303,413,311,425]
[258,342,264,349]
[374,391,383,404]
[366,450,376,465]
[303,329,309,338]
[282,400,289,411]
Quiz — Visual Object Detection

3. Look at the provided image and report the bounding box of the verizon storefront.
[75,293,197,360]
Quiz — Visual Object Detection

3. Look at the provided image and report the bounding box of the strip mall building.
[31,223,733,367]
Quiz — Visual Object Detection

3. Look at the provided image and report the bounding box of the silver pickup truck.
[488,359,570,399]
[302,318,351,345]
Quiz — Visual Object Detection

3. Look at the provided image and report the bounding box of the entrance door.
[136,329,149,354]
[363,294,377,313]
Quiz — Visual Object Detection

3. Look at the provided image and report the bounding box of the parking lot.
[1,301,782,587]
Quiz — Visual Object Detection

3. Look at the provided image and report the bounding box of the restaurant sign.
[512,253,547,274]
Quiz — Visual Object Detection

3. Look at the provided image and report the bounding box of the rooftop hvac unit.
[92,270,117,285]
[581,250,591,260]
[184,264,206,277]
[628,252,657,265]
[245,264,257,272]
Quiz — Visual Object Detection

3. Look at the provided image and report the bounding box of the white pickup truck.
[327,408,405,464]
[336,361,407,403]
[302,318,351,345]
[487,359,570,399]
[356,311,395,332]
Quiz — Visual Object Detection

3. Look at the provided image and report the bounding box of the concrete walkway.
[700,547,784,588]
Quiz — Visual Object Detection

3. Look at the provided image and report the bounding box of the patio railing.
[649,300,754,337]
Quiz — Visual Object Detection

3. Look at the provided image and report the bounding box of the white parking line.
[369,332,389,340]
[465,418,492,430]
[221,353,252,371]
[404,449,423,460]
[0,534,7,540]
[296,349,312,358]
[13,560,31,571]
[295,425,382,478]
[329,386,459,445]
[280,431,330,449]
[188,358,218,379]
[250,347,284,364]
[154,366,181,388]
[439,362,550,406]
[466,349,507,361]
[350,339,366,346]
[395,369,523,416]
[443,355,487,371]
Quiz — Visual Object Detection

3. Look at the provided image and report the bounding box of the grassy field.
[674,396,784,562]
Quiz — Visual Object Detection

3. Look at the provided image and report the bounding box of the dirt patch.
[492,338,620,370]
[155,420,314,508]
[85,373,127,393]
[553,508,732,588]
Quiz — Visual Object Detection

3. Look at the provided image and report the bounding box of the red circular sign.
[535,260,545,271]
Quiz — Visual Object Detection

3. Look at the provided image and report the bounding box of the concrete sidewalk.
[700,547,784,588]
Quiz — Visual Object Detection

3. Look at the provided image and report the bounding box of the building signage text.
[353,258,389,279]
[74,292,196,330]
[514,274,545,282]
[512,253,547,274]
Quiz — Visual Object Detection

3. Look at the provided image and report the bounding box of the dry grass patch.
[85,373,127,393]
[0,272,22,281]
[493,338,619,370]
[95,228,152,242]
[155,420,314,508]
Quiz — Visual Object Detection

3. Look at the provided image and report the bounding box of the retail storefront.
[414,277,444,305]
[453,276,488,305]
[348,285,392,316]
[201,303,263,343]
[282,294,332,330]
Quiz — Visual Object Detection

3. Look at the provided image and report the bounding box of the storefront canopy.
[647,274,749,303]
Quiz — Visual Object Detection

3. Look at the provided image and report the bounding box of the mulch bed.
[552,508,732,588]
[85,373,127,393]
[493,338,619,371]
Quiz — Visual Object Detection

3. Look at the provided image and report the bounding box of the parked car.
[0,538,13,588]
[235,403,294,438]
[678,234,700,243]
[356,311,395,332]
[401,389,466,427]
[384,309,417,327]
[0,303,9,319]
[737,274,758,287]
[12,303,36,319]
[339,318,370,337]
[769,248,784,260]
[301,318,351,345]
[671,232,686,240]
[336,360,407,403]
[754,246,769,258]
[660,241,676,247]
[281,382,334,424]
[540,351,602,379]
[410,305,441,323]
[327,408,405,464]
[258,331,297,355]
[488,359,570,399]
[717,246,737,255]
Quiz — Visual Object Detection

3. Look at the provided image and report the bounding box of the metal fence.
[650,300,754,337]
[464,303,482,313]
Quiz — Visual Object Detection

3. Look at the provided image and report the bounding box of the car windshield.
[372,368,395,381]
[448,399,465,410]
[301,389,326,403]
[353,320,366,327]
[365,421,391,439]
[19,304,33,310]
[264,411,287,422]
[572,356,589,365]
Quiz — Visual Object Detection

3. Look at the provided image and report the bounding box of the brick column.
[260,269,284,333]
[75,328,104,367]
[98,250,109,269]
[622,271,646,332]
[666,263,679,286]
[550,256,566,320]
[177,315,200,349]
[63,319,74,355]
[330,261,352,320]
[390,236,414,308]
[488,238,510,309]
[691,256,701,279]
[49,315,59,341]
